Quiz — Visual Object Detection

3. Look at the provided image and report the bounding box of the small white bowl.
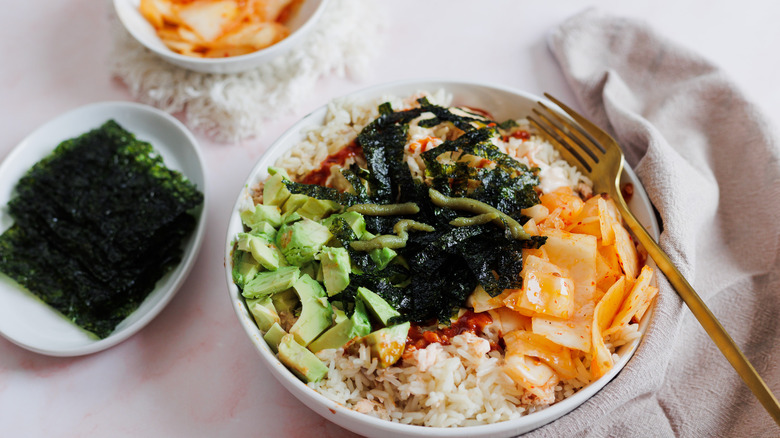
[0,101,207,356]
[224,79,660,437]
[113,0,328,74]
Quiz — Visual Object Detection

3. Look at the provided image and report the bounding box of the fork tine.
[543,93,612,153]
[528,111,593,173]
[536,101,605,159]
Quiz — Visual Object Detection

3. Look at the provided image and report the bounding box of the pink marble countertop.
[1,1,778,436]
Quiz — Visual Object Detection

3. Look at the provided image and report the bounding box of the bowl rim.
[224,78,660,437]
[113,0,330,69]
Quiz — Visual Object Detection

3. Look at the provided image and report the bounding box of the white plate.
[224,79,659,437]
[0,101,208,356]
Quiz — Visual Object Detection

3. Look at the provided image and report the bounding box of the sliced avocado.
[237,233,286,271]
[277,334,328,383]
[319,246,351,296]
[307,319,353,353]
[322,211,368,239]
[369,247,397,270]
[232,250,260,289]
[251,221,278,240]
[297,197,341,221]
[289,274,333,346]
[271,288,299,314]
[276,218,332,266]
[247,296,280,331]
[263,170,292,207]
[242,266,300,299]
[357,287,400,326]
[332,307,348,324]
[267,166,288,177]
[308,299,372,353]
[264,322,287,353]
[361,322,411,368]
[299,261,319,280]
[241,204,282,229]
[315,259,325,283]
[281,211,302,225]
[282,193,308,214]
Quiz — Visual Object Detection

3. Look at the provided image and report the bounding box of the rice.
[312,334,530,426]
[276,89,450,184]
[270,90,638,427]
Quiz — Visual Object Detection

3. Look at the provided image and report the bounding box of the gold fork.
[529,93,780,426]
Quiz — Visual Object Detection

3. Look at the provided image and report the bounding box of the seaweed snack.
[0,120,204,339]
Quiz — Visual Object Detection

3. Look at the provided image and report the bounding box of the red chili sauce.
[460,106,494,120]
[621,182,634,202]
[503,129,530,142]
[404,310,498,358]
[301,140,363,186]
[458,106,531,142]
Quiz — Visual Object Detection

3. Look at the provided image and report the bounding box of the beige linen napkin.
[528,9,780,437]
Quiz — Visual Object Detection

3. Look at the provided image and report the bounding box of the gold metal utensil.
[529,93,780,426]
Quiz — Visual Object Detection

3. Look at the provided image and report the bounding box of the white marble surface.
[0,0,778,436]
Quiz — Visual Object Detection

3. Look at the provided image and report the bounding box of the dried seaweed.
[0,120,203,338]
[293,100,546,323]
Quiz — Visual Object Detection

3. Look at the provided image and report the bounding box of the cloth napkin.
[529,9,780,437]
[109,0,383,142]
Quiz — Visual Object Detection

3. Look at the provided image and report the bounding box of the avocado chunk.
[277,334,328,382]
[247,296,280,331]
[242,266,300,299]
[271,288,298,314]
[308,299,372,353]
[314,259,324,283]
[322,211,368,239]
[237,233,286,271]
[267,167,287,177]
[251,221,278,240]
[271,288,299,331]
[357,286,400,326]
[299,261,320,281]
[264,322,287,353]
[361,322,411,368]
[241,204,282,229]
[281,211,302,225]
[319,246,351,296]
[262,168,292,207]
[369,247,397,270]
[332,307,348,324]
[232,250,260,289]
[289,274,333,346]
[297,197,341,221]
[282,193,308,214]
[276,218,332,266]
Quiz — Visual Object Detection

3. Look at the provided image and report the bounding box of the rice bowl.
[224,80,659,437]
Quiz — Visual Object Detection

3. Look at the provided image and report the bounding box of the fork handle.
[616,200,780,426]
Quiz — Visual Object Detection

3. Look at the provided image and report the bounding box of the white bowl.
[0,101,207,356]
[113,0,328,74]
[224,79,660,437]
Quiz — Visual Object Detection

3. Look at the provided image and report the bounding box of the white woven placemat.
[109,0,383,142]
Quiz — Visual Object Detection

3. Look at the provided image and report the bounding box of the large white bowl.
[113,0,328,74]
[224,79,660,437]
[0,101,208,356]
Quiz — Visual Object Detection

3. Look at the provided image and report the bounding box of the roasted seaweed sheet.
[0,120,203,338]
[289,99,545,323]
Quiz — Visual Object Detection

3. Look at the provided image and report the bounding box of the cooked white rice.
[275,90,590,194]
[271,91,633,428]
